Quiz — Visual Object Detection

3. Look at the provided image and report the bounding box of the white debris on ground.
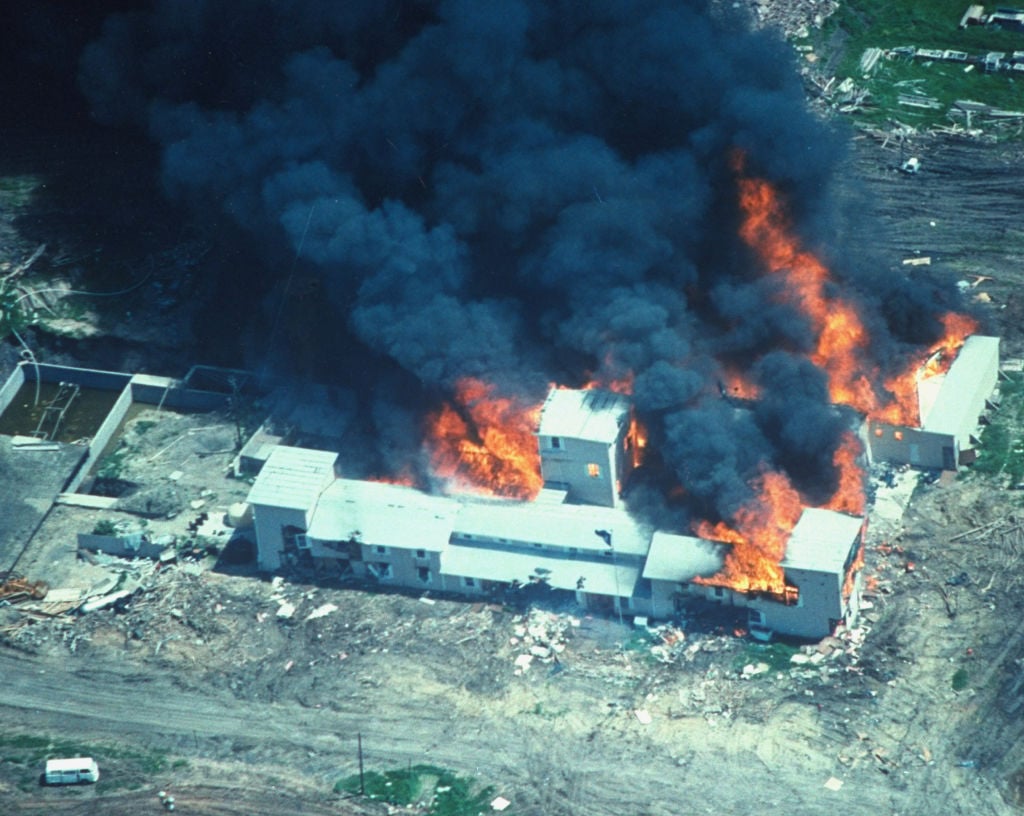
[509,608,574,674]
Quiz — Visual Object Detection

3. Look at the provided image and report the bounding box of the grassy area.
[0,732,174,777]
[971,372,1024,485]
[733,640,800,674]
[335,764,497,816]
[808,1,1024,131]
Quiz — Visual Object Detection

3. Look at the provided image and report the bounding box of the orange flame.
[825,432,866,516]
[693,470,804,595]
[734,155,977,430]
[721,366,761,400]
[735,162,879,416]
[877,311,979,426]
[426,377,543,500]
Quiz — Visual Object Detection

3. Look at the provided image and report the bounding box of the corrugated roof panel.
[308,479,457,551]
[643,532,724,581]
[454,499,652,556]
[782,508,863,574]
[246,445,338,510]
[442,543,640,596]
[922,335,999,435]
[537,388,630,443]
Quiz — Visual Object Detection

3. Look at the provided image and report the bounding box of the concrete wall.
[65,384,134,494]
[130,374,231,411]
[749,567,841,640]
[252,504,309,571]
[867,422,957,470]
[540,437,620,508]
[0,364,26,417]
[20,362,132,391]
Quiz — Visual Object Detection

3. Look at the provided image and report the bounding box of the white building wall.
[252,504,309,571]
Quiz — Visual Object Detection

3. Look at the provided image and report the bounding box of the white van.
[44,757,100,785]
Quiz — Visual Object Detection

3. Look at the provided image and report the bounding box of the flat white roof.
[46,758,96,771]
[643,532,725,581]
[537,388,630,444]
[921,335,999,435]
[454,499,652,556]
[246,445,337,510]
[782,508,863,574]
[442,543,640,597]
[308,479,457,551]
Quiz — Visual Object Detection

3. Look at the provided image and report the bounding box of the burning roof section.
[643,532,725,583]
[919,335,999,434]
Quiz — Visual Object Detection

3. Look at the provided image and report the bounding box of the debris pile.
[509,609,574,674]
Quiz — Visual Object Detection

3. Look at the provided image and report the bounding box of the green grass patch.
[810,1,1024,133]
[733,641,800,674]
[0,732,169,775]
[335,764,496,816]
[952,667,970,691]
[970,373,1024,485]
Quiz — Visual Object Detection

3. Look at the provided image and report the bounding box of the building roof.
[537,388,630,444]
[442,542,640,597]
[921,335,999,435]
[643,532,725,581]
[308,478,458,551]
[453,499,652,556]
[245,445,337,510]
[782,508,863,574]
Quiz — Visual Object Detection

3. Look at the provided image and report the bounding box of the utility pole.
[357,732,365,796]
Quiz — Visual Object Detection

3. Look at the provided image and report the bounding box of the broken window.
[587,463,601,478]
[415,549,427,559]
[893,430,904,441]
[463,576,476,588]
[367,562,393,579]
[417,566,432,584]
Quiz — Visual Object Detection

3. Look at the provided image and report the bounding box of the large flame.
[735,158,880,416]
[426,377,543,500]
[693,470,804,595]
[734,155,978,427]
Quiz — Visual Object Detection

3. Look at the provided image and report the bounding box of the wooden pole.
[358,732,365,796]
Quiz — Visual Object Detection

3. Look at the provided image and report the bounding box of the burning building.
[643,507,864,640]
[866,334,1000,471]
[246,385,870,638]
[536,387,633,509]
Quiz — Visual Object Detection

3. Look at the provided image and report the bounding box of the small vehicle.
[44,757,99,785]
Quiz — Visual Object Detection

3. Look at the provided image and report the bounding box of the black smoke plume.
[77,0,963,523]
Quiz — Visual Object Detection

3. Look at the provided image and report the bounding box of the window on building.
[550,436,562,449]
[894,430,904,441]
[417,566,432,584]
[415,549,427,559]
[368,562,393,579]
[711,586,725,599]
[463,576,476,588]
[873,427,883,437]
[375,545,389,555]
[587,463,601,478]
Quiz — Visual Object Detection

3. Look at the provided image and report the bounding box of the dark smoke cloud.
[78,0,962,523]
